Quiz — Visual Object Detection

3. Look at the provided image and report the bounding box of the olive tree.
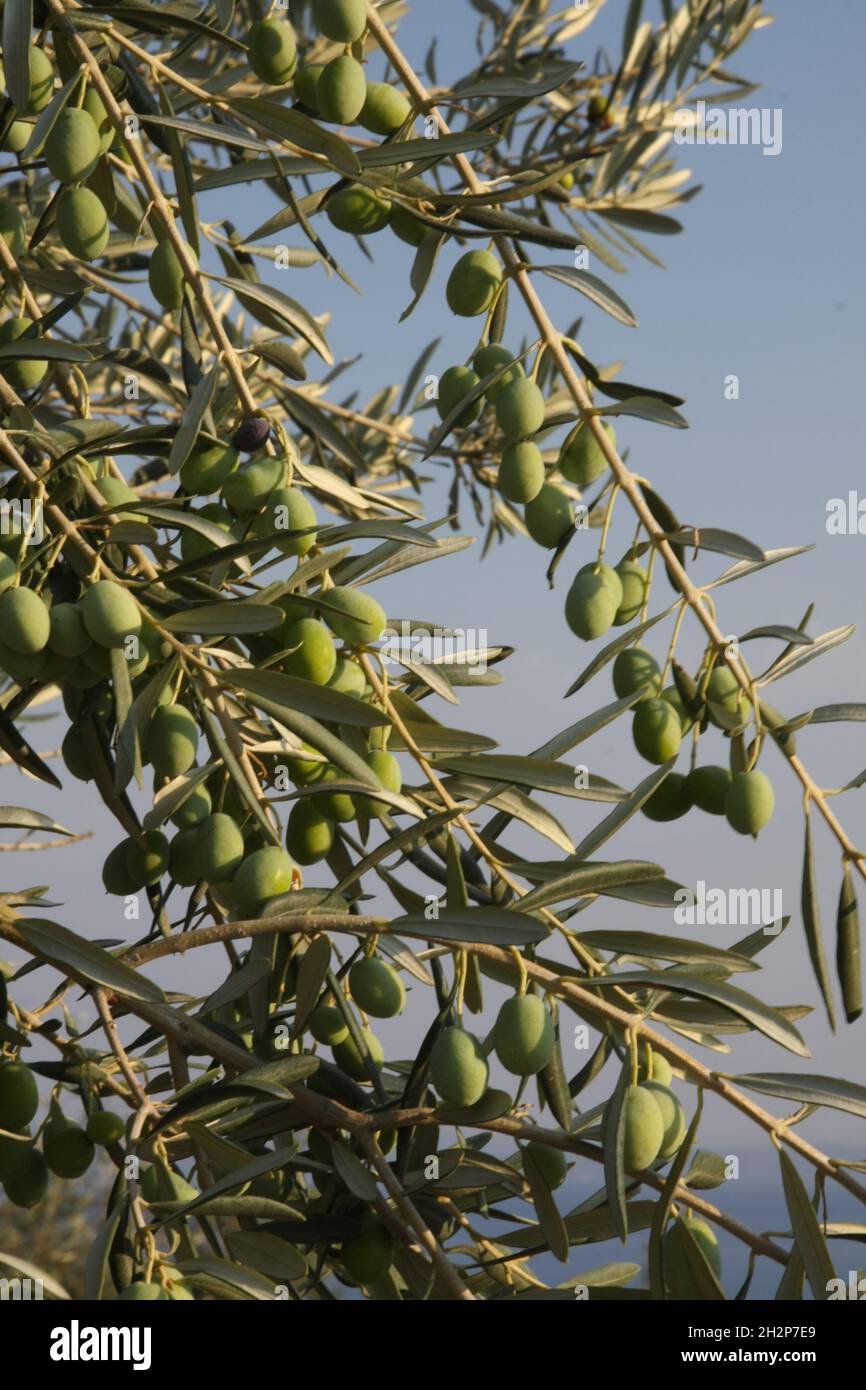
[0,0,863,1303]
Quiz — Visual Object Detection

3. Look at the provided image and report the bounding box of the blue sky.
[3,0,866,1295]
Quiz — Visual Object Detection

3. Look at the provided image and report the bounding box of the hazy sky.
[3,0,865,1296]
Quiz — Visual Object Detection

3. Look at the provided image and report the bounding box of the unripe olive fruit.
[0,1061,39,1129]
[248,18,297,86]
[149,703,199,778]
[232,415,271,454]
[83,88,113,153]
[473,343,523,401]
[725,769,775,836]
[43,1118,95,1178]
[315,766,356,824]
[686,764,732,816]
[328,656,366,697]
[285,742,328,786]
[495,377,546,440]
[125,831,170,888]
[316,55,367,125]
[342,1222,394,1285]
[272,598,308,644]
[559,421,616,485]
[613,558,648,625]
[446,250,502,317]
[0,316,47,389]
[180,439,238,496]
[86,1111,125,1146]
[3,1147,49,1207]
[524,483,572,548]
[79,579,141,649]
[41,650,76,683]
[0,1126,30,1183]
[499,441,545,504]
[1,120,32,154]
[332,1026,384,1080]
[283,618,337,685]
[359,82,411,135]
[102,839,140,895]
[0,554,16,594]
[309,1005,348,1046]
[258,485,318,557]
[326,185,391,235]
[706,664,740,713]
[0,587,50,653]
[17,48,55,114]
[286,800,334,866]
[661,684,692,733]
[170,781,212,829]
[169,828,201,887]
[565,569,618,642]
[437,365,482,428]
[662,1219,722,1297]
[180,504,233,563]
[62,725,94,782]
[632,697,682,765]
[195,813,244,883]
[349,957,406,1018]
[56,186,109,261]
[357,749,402,818]
[622,1083,664,1170]
[148,237,196,311]
[642,771,692,822]
[578,561,623,605]
[430,1027,489,1106]
[233,846,294,915]
[0,199,26,257]
[294,65,324,111]
[388,202,425,246]
[313,0,367,43]
[524,1141,567,1190]
[560,171,575,191]
[612,646,661,700]
[321,586,386,645]
[493,994,555,1076]
[639,1050,673,1087]
[120,1282,169,1301]
[221,454,286,513]
[641,1080,687,1161]
[44,107,101,184]
[140,1163,199,1204]
[95,475,144,523]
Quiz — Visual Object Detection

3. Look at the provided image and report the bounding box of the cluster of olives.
[610,646,776,836]
[0,1058,123,1209]
[93,611,397,909]
[249,0,410,132]
[0,426,397,901]
[565,547,647,642]
[0,6,422,349]
[615,1053,687,1172]
[244,2,424,248]
[308,956,406,1079]
[0,47,124,379]
[1,46,120,278]
[0,572,143,688]
[602,1051,723,1292]
[430,991,555,1107]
